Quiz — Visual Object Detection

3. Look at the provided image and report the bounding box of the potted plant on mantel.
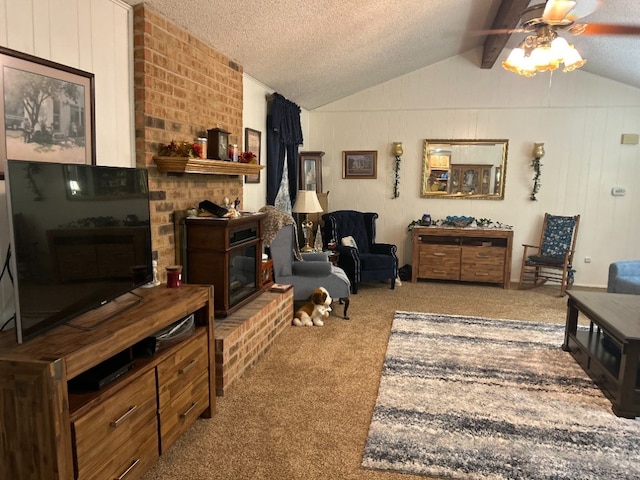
[153,140,264,176]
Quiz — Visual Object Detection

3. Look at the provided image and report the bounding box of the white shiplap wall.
[309,48,640,288]
[0,0,133,328]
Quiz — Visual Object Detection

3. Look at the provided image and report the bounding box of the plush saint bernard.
[293,287,332,327]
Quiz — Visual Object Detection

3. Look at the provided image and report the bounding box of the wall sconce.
[392,142,403,199]
[530,142,545,201]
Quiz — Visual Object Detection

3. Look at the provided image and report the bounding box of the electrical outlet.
[584,257,592,263]
[611,187,626,196]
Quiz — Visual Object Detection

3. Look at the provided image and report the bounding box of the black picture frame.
[0,46,96,180]
[244,128,261,183]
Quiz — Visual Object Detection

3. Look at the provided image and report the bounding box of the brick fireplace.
[131,5,246,278]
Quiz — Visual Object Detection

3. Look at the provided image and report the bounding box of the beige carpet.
[142,281,572,480]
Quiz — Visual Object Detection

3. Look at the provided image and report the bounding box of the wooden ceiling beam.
[481,0,532,69]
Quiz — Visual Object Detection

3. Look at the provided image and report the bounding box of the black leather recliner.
[322,210,397,294]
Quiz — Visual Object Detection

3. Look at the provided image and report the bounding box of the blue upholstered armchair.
[322,210,398,294]
[607,261,640,295]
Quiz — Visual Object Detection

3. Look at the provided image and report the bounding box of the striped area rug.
[362,311,640,479]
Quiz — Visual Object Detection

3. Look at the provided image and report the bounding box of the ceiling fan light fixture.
[502,31,585,77]
[562,46,586,72]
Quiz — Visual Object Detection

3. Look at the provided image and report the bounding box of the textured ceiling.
[122,0,640,109]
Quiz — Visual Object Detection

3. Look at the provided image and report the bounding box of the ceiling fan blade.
[571,23,640,36]
[542,0,577,23]
[569,0,602,20]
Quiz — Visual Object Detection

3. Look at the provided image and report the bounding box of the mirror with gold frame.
[421,139,508,200]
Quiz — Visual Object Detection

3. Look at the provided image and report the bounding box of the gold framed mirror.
[421,139,508,200]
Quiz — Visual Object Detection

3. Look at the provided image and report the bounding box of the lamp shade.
[292,190,323,214]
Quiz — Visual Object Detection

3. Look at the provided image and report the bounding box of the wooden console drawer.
[72,369,158,480]
[157,328,208,410]
[460,246,505,283]
[159,371,209,453]
[418,245,461,280]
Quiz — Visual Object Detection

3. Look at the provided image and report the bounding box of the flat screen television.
[4,159,153,343]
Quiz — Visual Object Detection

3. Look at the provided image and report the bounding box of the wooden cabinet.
[412,227,513,288]
[449,164,493,195]
[0,284,215,480]
[426,154,450,193]
[299,151,324,193]
[72,369,158,480]
[47,227,150,282]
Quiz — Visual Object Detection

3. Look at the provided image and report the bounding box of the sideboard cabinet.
[411,226,513,288]
[0,284,215,480]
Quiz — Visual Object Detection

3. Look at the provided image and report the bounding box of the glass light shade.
[392,142,403,157]
[502,47,525,73]
[532,143,545,159]
[551,36,571,58]
[563,46,586,72]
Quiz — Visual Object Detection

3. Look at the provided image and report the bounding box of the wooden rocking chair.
[519,213,580,296]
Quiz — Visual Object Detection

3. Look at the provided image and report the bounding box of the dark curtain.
[266,93,303,206]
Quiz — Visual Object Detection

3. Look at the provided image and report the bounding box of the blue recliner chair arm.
[292,261,332,276]
[370,243,397,255]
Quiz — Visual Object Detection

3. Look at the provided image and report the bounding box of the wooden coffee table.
[563,291,640,418]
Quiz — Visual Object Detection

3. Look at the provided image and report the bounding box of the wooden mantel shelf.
[153,156,265,175]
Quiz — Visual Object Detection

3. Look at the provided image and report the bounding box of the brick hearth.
[214,289,293,396]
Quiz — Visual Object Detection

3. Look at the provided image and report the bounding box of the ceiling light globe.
[563,46,586,72]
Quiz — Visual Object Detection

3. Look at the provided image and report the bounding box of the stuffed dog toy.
[293,287,332,326]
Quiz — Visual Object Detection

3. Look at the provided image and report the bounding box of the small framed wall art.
[244,127,261,183]
[343,150,377,179]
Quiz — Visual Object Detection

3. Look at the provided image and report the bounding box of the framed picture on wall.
[0,46,96,180]
[244,127,261,184]
[343,150,377,179]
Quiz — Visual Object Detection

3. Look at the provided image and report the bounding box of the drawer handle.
[180,401,198,418]
[110,405,137,428]
[179,359,197,375]
[432,252,446,256]
[476,254,489,258]
[475,273,489,276]
[115,458,140,480]
[433,270,447,274]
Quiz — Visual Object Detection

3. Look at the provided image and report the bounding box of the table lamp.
[292,190,323,252]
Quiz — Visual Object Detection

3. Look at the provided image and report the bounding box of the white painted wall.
[309,48,640,288]
[0,0,133,328]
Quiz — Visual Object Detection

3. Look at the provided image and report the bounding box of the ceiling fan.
[488,0,640,76]
[487,0,640,38]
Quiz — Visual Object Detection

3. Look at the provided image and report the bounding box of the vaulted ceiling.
[123,0,640,109]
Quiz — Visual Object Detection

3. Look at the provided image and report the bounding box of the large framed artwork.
[0,46,96,180]
[244,128,261,184]
[343,150,377,179]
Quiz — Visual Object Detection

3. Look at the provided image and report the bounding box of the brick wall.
[132,5,245,276]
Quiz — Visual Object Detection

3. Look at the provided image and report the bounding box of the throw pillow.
[341,235,358,249]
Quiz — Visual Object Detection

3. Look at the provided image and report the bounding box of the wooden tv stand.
[0,284,215,480]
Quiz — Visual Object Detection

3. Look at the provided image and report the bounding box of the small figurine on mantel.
[234,197,240,210]
[314,225,324,252]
